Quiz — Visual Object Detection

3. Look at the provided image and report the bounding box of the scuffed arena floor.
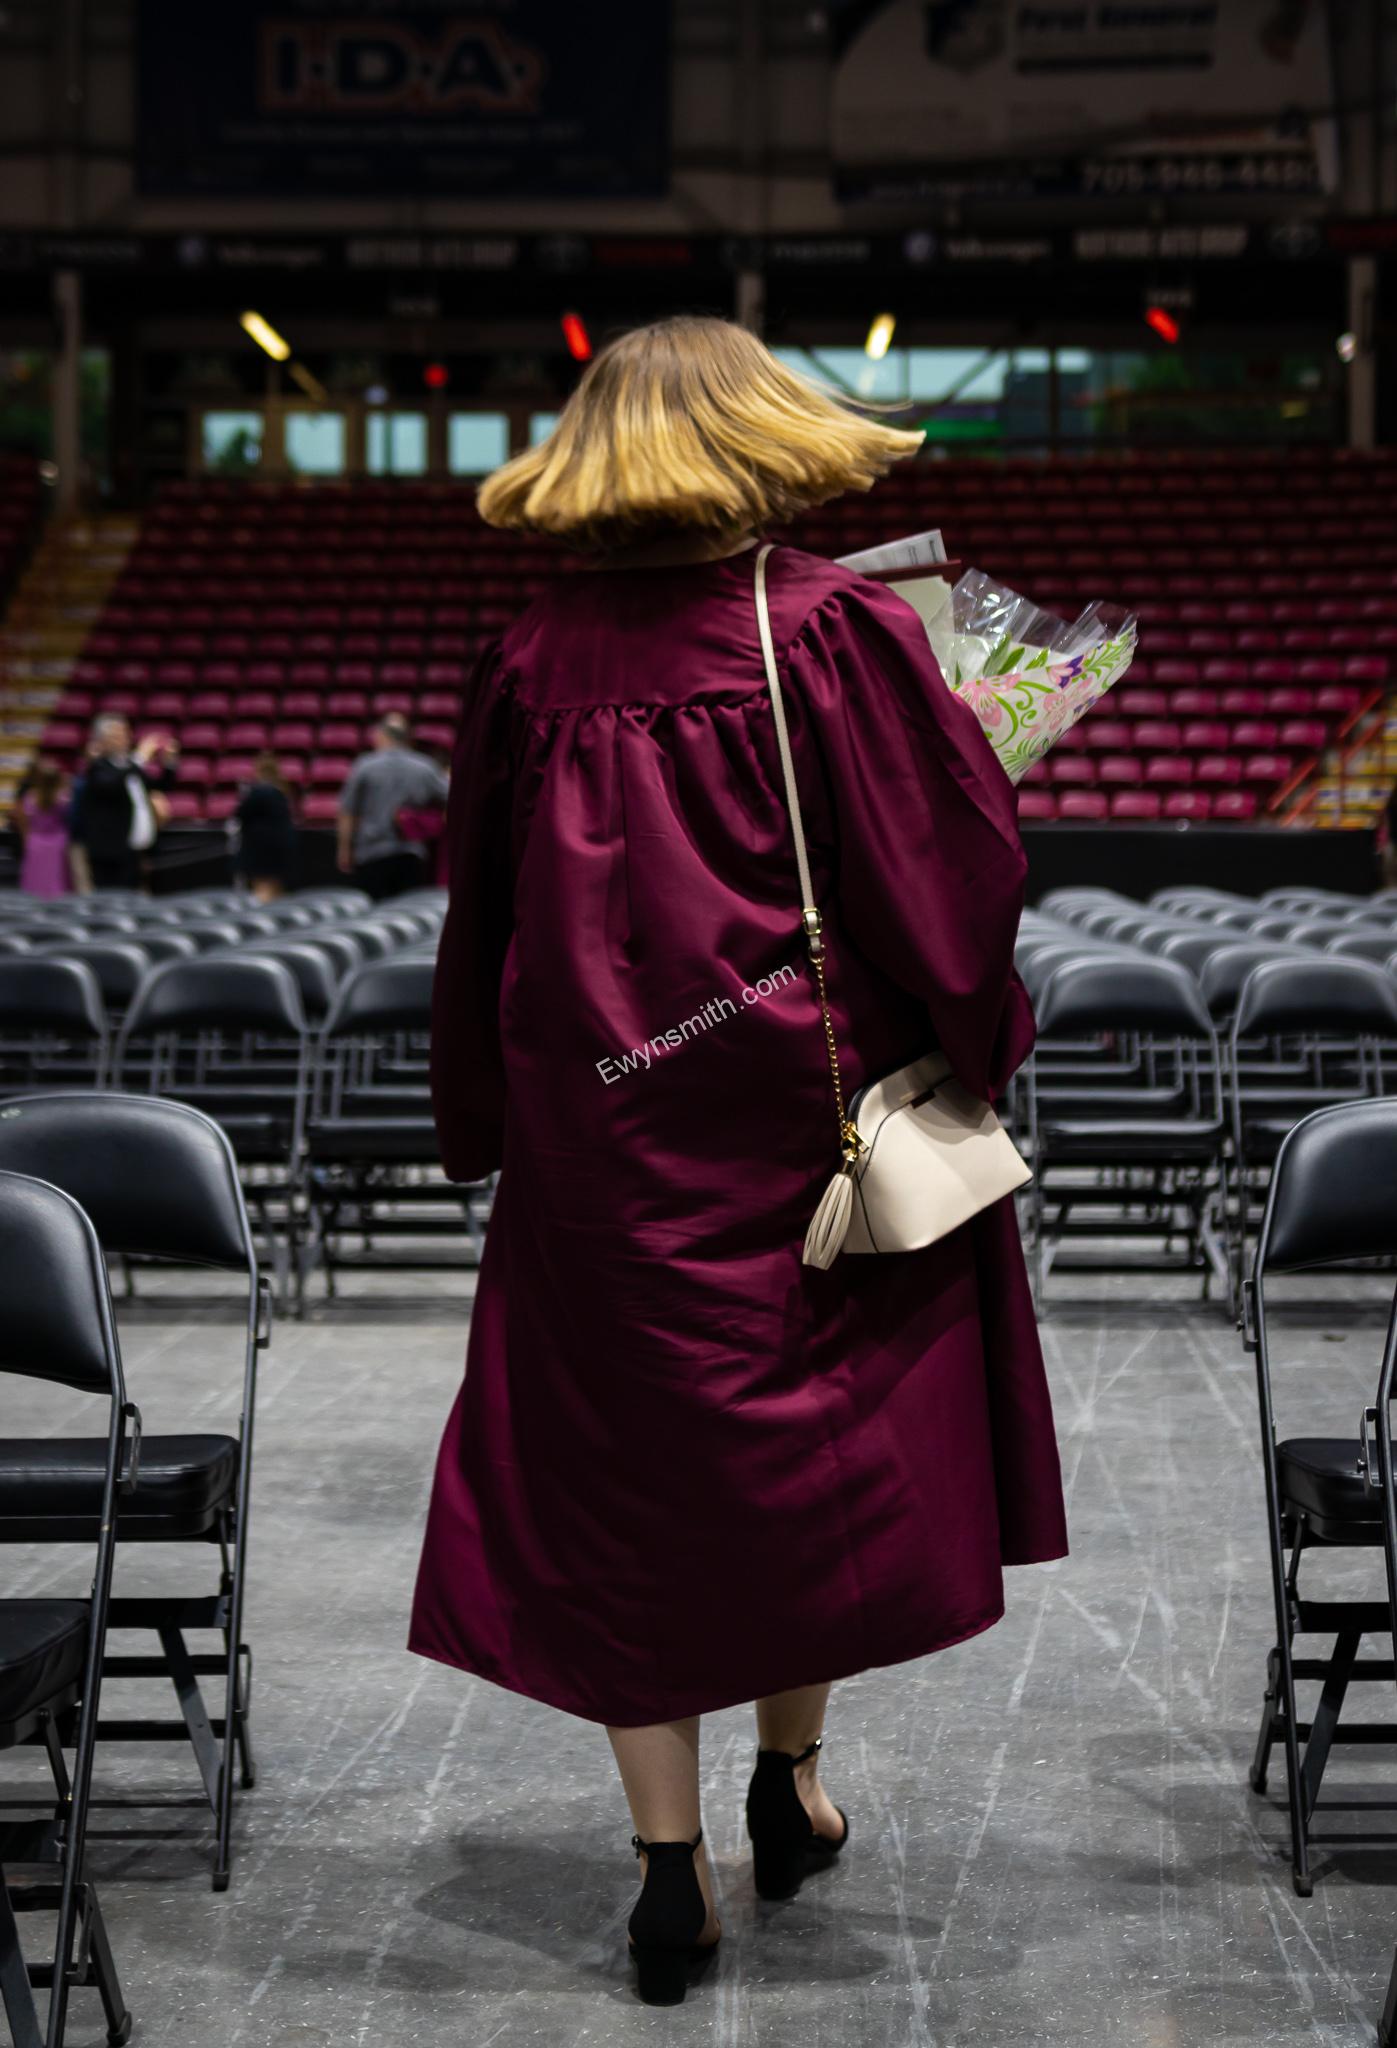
[8,1258,1397,2048]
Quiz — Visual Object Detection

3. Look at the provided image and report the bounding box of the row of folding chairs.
[0,886,484,1305]
[1013,906,1397,1308]
[1,1094,272,2044]
[0,947,484,1306]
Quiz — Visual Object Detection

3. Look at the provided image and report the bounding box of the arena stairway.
[0,513,137,813]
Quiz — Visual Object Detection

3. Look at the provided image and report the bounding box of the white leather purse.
[753,543,1032,1268]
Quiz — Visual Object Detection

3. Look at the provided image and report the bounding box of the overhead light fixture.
[561,311,592,362]
[239,310,291,361]
[865,312,896,360]
[1144,305,1180,344]
[364,382,389,405]
[1335,330,1358,362]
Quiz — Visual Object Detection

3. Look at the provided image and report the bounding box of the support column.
[735,266,766,336]
[52,268,83,517]
[1347,256,1377,452]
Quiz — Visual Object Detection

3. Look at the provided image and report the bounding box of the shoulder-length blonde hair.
[476,315,923,551]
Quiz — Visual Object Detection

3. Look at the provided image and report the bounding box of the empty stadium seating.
[34,448,1397,825]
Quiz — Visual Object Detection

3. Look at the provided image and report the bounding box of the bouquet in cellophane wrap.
[838,533,1137,784]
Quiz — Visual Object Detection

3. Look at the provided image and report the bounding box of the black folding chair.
[114,957,309,1295]
[300,957,489,1307]
[0,1094,270,1892]
[236,940,342,1024]
[0,961,109,1095]
[30,944,152,1020]
[1244,1099,1397,1899]
[1023,954,1227,1307]
[0,1170,137,2048]
[1229,958,1397,1282]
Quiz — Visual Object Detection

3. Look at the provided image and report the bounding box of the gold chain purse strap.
[753,544,866,1191]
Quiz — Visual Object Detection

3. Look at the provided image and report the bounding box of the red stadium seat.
[1116,689,1168,718]
[1082,720,1133,752]
[1344,655,1389,685]
[1058,792,1109,820]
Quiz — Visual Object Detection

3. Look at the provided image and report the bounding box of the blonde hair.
[476,315,924,551]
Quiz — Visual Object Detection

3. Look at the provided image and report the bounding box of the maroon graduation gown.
[409,542,1068,1726]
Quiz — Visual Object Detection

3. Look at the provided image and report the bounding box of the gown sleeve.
[430,639,515,1182]
[783,576,1035,1101]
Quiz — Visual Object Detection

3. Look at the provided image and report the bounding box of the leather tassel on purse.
[802,1126,862,1269]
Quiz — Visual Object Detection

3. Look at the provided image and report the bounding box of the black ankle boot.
[627,1826,717,2005]
[745,1736,850,1901]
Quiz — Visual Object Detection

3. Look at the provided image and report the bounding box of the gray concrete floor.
[8,1259,1397,2046]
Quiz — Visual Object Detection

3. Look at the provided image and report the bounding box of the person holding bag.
[411,315,1068,2006]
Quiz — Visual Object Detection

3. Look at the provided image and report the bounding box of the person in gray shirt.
[337,714,449,900]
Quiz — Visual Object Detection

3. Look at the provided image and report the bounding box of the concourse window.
[529,412,561,445]
[202,410,263,475]
[366,411,428,476]
[284,411,346,476]
[448,413,509,476]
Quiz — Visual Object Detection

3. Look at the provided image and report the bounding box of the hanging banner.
[831,1,1338,202]
[136,0,670,198]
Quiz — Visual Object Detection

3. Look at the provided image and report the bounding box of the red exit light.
[561,312,592,362]
[1144,305,1181,344]
[423,360,449,389]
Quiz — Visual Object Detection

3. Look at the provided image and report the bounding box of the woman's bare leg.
[755,1682,845,1841]
[606,1719,721,1944]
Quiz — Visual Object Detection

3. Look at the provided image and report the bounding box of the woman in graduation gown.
[410,316,1067,2004]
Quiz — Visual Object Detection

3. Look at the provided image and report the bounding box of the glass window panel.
[810,347,905,400]
[448,413,509,475]
[529,411,561,445]
[202,410,263,475]
[907,350,1007,402]
[284,411,345,475]
[366,410,428,475]
[1056,351,1338,444]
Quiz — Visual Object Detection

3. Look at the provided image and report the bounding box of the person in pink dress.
[410,317,1068,2004]
[13,758,72,898]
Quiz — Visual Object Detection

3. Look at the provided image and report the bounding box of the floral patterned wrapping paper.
[949,626,1138,784]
